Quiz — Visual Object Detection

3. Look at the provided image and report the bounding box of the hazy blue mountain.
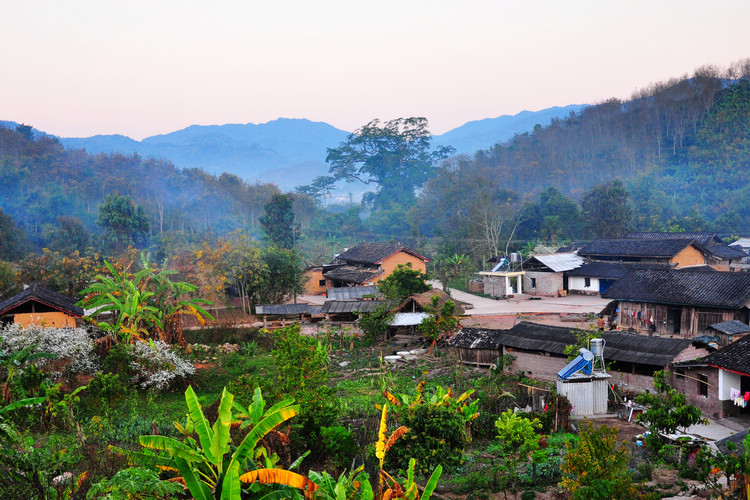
[433,105,587,155]
[3,107,588,191]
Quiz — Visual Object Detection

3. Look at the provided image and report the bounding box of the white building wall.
[718,370,741,401]
[569,276,600,295]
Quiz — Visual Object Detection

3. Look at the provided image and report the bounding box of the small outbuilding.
[0,283,83,328]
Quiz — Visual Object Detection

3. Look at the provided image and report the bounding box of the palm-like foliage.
[139,386,302,500]
[0,340,57,402]
[78,252,213,344]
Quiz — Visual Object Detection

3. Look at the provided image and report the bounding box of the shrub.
[320,425,358,470]
[129,340,195,390]
[386,403,467,475]
[0,324,98,379]
[560,420,636,499]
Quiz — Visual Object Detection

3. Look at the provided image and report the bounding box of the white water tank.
[590,338,604,356]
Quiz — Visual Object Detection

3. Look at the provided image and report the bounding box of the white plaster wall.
[719,370,741,401]
[569,276,599,294]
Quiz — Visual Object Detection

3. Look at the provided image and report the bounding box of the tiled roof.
[625,231,720,246]
[700,335,750,376]
[450,321,693,367]
[709,320,750,335]
[603,269,750,308]
[578,238,704,259]
[322,266,383,284]
[336,243,429,265]
[0,283,84,317]
[569,261,673,279]
[706,244,748,260]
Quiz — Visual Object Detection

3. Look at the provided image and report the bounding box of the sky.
[2,1,749,140]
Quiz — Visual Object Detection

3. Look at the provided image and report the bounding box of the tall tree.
[0,208,27,261]
[581,180,632,238]
[324,117,454,210]
[259,193,296,249]
[96,194,151,252]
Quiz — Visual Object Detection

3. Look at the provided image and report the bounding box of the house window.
[319,279,326,287]
[530,278,536,288]
[676,369,685,380]
[584,277,591,288]
[698,374,708,397]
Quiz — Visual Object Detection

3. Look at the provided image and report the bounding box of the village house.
[0,283,84,328]
[388,288,465,337]
[322,242,430,289]
[624,231,746,271]
[568,261,672,296]
[671,334,750,419]
[302,266,326,295]
[577,238,711,268]
[519,252,584,297]
[602,269,750,337]
[449,321,708,393]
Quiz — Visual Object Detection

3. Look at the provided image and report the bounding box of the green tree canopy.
[581,180,632,238]
[378,263,430,301]
[324,117,454,210]
[96,194,150,252]
[0,208,27,261]
[259,193,296,249]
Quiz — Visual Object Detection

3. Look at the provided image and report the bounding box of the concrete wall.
[569,276,600,295]
[484,275,510,298]
[523,271,562,297]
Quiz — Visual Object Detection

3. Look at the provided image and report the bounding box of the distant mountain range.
[2,105,585,191]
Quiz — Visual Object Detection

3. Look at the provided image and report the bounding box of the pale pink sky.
[2,1,749,139]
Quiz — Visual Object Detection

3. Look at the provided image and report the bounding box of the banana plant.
[373,403,442,500]
[383,382,479,422]
[139,385,301,500]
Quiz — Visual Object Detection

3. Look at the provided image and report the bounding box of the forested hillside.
[1,59,749,270]
[413,60,750,252]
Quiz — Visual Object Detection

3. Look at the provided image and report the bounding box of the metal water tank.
[590,338,604,356]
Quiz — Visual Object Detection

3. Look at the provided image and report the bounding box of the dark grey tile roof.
[707,244,748,260]
[326,286,383,301]
[450,321,692,367]
[568,261,673,279]
[322,266,382,284]
[602,269,750,308]
[320,300,390,314]
[626,232,720,246]
[579,238,703,259]
[700,335,750,376]
[336,243,429,265]
[709,320,750,335]
[0,283,84,317]
[716,430,748,455]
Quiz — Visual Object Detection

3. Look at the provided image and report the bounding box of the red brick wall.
[670,368,723,418]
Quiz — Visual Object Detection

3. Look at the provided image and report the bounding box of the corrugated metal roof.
[529,252,584,272]
[321,300,388,314]
[389,312,429,326]
[256,303,312,315]
[327,286,383,301]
